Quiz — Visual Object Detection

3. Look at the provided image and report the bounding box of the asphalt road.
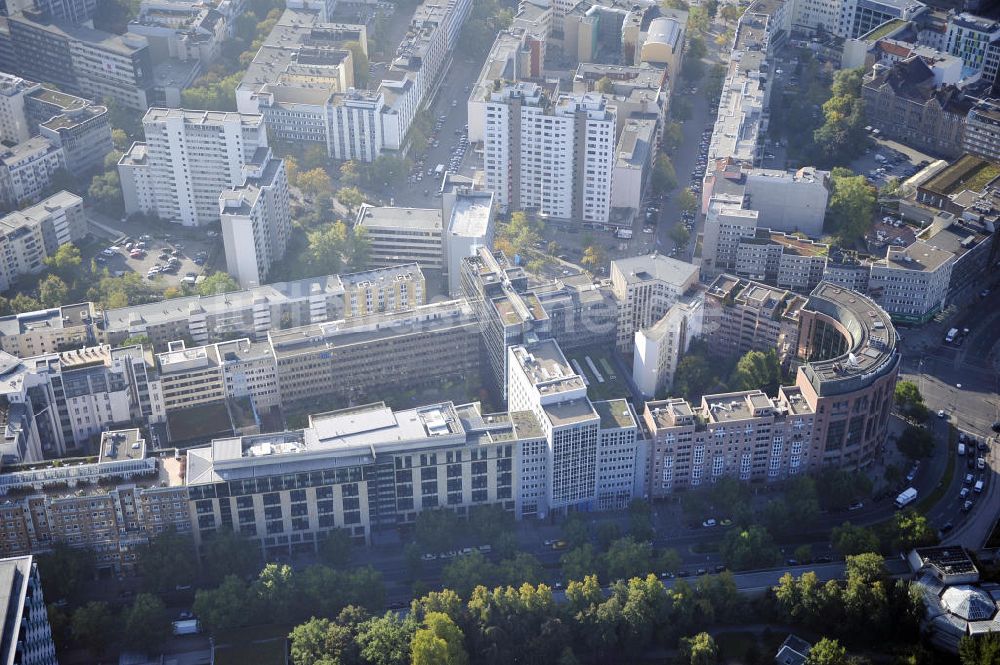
[384,56,483,208]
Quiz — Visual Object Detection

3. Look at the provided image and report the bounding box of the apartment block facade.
[269,300,480,409]
[0,430,189,572]
[2,12,154,111]
[356,204,444,270]
[0,190,85,292]
[702,276,900,469]
[0,136,65,208]
[220,152,291,288]
[507,339,640,516]
[119,108,268,227]
[185,399,532,555]
[644,388,816,494]
[610,253,700,353]
[484,82,616,224]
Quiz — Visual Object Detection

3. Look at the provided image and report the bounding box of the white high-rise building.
[0,73,39,145]
[219,150,292,288]
[119,108,267,227]
[484,82,616,224]
[507,338,640,515]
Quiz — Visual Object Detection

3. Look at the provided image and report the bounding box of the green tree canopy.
[831,522,881,556]
[135,527,198,594]
[720,525,780,570]
[729,349,781,395]
[411,612,468,665]
[679,632,718,665]
[677,188,698,214]
[71,601,114,657]
[122,593,170,654]
[805,637,849,665]
[197,272,240,296]
[896,424,934,460]
[826,170,876,244]
[959,634,1000,665]
[36,543,94,602]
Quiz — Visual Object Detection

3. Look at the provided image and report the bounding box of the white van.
[958,443,966,456]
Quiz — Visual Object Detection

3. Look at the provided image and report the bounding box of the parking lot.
[93,233,214,288]
[850,137,936,189]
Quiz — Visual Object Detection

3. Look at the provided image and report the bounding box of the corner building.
[645,278,901,493]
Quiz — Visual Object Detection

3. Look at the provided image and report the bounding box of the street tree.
[896,425,934,460]
[200,528,262,584]
[197,272,240,296]
[826,169,876,244]
[356,612,417,665]
[298,168,333,201]
[289,617,342,665]
[581,244,605,270]
[71,601,114,657]
[337,186,365,213]
[679,632,718,665]
[562,545,599,582]
[651,155,678,194]
[36,543,94,602]
[340,160,362,186]
[891,510,936,551]
[318,529,354,567]
[959,634,1000,665]
[603,537,654,581]
[720,525,780,570]
[662,121,683,152]
[670,223,691,247]
[677,188,698,214]
[122,594,170,654]
[411,612,468,665]
[805,638,850,665]
[831,522,881,556]
[135,527,198,594]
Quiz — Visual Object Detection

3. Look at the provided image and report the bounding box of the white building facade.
[119,108,268,227]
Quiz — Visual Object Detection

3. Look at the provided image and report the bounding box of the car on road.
[939,522,953,535]
[993,420,1000,433]
[937,410,947,419]
[960,487,970,499]
[848,501,864,511]
[719,518,732,527]
[965,473,974,485]
[977,457,986,470]
[702,519,717,528]
[551,540,567,550]
[961,500,974,513]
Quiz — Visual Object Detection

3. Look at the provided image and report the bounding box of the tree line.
[286,552,941,665]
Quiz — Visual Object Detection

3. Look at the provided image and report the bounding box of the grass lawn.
[565,346,630,401]
[915,425,957,514]
[715,631,759,663]
[213,624,291,665]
